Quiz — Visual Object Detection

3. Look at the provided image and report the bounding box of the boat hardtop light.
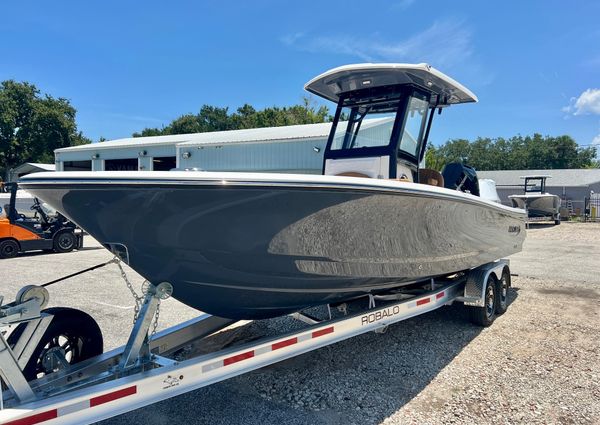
[304,63,478,105]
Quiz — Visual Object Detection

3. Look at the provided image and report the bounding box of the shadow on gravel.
[526,222,559,229]
[13,245,103,259]
[78,246,105,252]
[100,289,519,425]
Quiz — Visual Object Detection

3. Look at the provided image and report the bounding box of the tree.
[0,80,90,178]
[424,145,445,172]
[132,127,164,137]
[427,134,597,170]
[168,114,204,134]
[132,96,331,138]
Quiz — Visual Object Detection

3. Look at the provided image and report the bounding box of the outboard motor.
[442,163,480,196]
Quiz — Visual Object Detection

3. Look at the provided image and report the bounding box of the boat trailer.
[0,259,511,424]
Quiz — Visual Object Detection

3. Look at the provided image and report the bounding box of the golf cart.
[0,183,83,258]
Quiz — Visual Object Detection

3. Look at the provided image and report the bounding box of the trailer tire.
[469,274,497,327]
[7,307,103,381]
[53,231,76,253]
[0,239,20,259]
[495,268,510,315]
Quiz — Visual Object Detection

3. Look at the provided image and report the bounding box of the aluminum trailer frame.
[0,260,510,425]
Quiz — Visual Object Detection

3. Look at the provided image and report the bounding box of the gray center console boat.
[20,63,527,319]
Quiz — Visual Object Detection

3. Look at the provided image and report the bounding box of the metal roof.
[178,121,336,147]
[55,121,335,153]
[178,118,392,147]
[478,169,600,187]
[11,163,56,172]
[55,118,392,153]
[304,63,478,105]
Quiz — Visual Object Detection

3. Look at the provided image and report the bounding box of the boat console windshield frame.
[306,63,478,181]
[323,85,434,179]
[522,176,550,194]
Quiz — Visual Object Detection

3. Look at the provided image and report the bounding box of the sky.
[1,1,600,149]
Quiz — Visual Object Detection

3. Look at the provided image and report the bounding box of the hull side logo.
[508,225,521,235]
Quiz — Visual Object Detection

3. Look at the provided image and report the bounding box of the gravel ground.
[1,222,599,424]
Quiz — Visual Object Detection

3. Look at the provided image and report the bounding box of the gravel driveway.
[2,222,598,424]
[103,222,600,425]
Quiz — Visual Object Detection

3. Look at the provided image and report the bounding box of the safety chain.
[112,259,162,337]
[113,257,143,323]
[152,302,161,336]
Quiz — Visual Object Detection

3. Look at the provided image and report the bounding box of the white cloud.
[280,32,305,46]
[593,134,600,145]
[391,0,416,10]
[563,88,600,115]
[281,19,472,69]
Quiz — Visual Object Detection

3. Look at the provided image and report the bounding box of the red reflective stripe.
[90,385,137,407]
[4,410,57,425]
[416,297,431,306]
[312,326,334,338]
[272,337,298,350]
[223,350,254,366]
[436,291,445,299]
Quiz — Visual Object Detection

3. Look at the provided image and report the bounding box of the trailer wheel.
[0,239,20,259]
[7,307,103,381]
[53,231,76,253]
[469,275,497,327]
[495,269,510,315]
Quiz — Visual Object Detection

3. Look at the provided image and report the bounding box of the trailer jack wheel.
[7,307,103,381]
[469,275,497,327]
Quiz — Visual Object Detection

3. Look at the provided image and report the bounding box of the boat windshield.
[329,94,429,158]
[398,96,428,157]
[330,101,397,150]
[524,177,546,193]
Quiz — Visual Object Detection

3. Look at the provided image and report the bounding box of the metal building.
[176,122,333,173]
[54,136,181,172]
[478,169,600,215]
[7,163,55,182]
[53,122,337,174]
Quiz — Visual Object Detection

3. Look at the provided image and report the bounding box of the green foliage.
[426,134,598,171]
[0,80,90,177]
[132,97,331,137]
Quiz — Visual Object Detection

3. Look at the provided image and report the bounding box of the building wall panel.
[178,138,327,174]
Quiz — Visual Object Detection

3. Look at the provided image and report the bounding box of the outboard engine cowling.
[441,163,480,196]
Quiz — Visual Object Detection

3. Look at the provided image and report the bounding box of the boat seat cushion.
[336,172,412,182]
[419,169,445,187]
[336,172,371,178]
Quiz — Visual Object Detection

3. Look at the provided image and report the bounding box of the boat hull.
[509,194,560,219]
[20,172,526,319]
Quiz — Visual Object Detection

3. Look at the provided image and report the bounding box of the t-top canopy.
[304,63,478,106]
[520,175,552,179]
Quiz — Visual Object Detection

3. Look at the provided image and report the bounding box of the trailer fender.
[458,259,510,307]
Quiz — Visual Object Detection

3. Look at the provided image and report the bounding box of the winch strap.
[40,259,115,288]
